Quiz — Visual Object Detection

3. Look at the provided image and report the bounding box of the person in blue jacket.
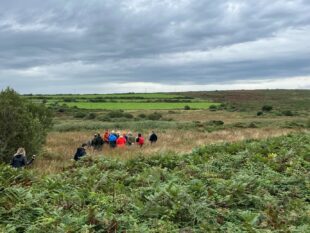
[74,143,87,161]
[108,131,117,148]
[11,148,35,168]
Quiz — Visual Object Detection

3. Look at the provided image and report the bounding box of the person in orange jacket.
[116,135,127,147]
[103,129,110,145]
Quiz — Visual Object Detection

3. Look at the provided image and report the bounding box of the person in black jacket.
[11,148,35,168]
[74,143,87,161]
[149,131,158,144]
[91,133,104,151]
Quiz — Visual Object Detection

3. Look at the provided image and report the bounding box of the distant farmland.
[26,93,219,110]
[62,102,218,110]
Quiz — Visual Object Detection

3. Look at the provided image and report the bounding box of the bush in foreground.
[0,133,309,232]
[0,88,53,163]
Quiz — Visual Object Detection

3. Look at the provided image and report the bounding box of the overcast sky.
[0,0,310,93]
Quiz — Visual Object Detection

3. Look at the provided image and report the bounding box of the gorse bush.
[281,110,294,116]
[147,112,162,120]
[106,110,133,119]
[0,88,53,163]
[209,104,218,111]
[0,133,309,232]
[262,105,273,112]
[73,112,87,118]
[86,112,97,120]
[184,105,191,110]
[138,113,146,118]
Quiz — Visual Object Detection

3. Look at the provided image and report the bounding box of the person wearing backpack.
[91,134,98,149]
[108,131,117,148]
[11,148,35,168]
[96,133,104,150]
[74,143,87,161]
[149,131,158,144]
[103,130,110,145]
[126,131,135,146]
[136,133,145,147]
[116,135,127,147]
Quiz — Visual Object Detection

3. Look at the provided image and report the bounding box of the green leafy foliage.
[184,105,191,110]
[0,133,309,232]
[147,112,162,120]
[262,105,273,112]
[0,88,53,163]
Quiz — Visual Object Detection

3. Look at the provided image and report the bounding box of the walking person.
[103,130,110,145]
[149,131,158,144]
[96,133,104,151]
[136,133,145,147]
[11,148,35,168]
[74,143,88,161]
[116,135,127,148]
[126,132,135,146]
[108,131,117,148]
[91,134,98,150]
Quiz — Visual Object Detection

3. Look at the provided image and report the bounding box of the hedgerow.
[0,133,309,232]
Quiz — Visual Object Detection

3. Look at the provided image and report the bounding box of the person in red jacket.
[136,133,144,147]
[116,135,127,147]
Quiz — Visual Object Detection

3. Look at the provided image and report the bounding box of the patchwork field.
[62,102,218,110]
[26,93,219,110]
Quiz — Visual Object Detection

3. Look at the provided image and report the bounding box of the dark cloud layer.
[0,0,310,93]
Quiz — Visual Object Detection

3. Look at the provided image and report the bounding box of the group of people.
[74,130,158,161]
[10,131,158,167]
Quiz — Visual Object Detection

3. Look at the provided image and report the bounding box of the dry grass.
[32,128,305,175]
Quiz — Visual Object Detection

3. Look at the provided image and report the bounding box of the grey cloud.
[0,0,310,93]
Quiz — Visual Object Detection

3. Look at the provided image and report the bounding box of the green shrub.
[233,122,247,128]
[63,98,76,102]
[281,110,294,116]
[184,105,191,110]
[256,111,263,116]
[86,112,97,119]
[138,113,146,118]
[106,110,125,118]
[0,88,53,163]
[74,112,87,118]
[193,121,203,127]
[209,105,218,111]
[123,113,134,119]
[97,115,112,122]
[206,120,224,126]
[248,122,258,128]
[147,112,162,120]
[262,105,273,112]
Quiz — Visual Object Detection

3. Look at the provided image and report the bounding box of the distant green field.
[62,102,218,110]
[28,93,185,99]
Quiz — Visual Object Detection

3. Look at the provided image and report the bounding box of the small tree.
[0,88,53,163]
[209,105,218,111]
[184,105,191,110]
[262,105,273,112]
